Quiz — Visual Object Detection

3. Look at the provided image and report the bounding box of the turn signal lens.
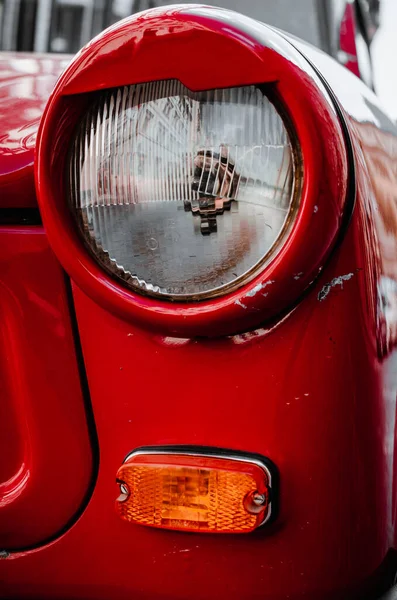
[116,452,271,533]
[69,80,296,300]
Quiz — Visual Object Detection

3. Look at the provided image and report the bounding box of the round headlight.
[69,80,297,300]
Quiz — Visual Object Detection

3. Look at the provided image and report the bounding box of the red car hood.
[0,53,71,208]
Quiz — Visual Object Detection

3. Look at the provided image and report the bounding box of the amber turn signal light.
[116,450,272,534]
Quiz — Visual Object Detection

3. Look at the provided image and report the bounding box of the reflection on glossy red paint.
[0,227,93,549]
[0,464,30,508]
[3,252,394,598]
[352,120,397,355]
[1,5,397,600]
[0,54,70,208]
[339,2,360,78]
[291,29,397,576]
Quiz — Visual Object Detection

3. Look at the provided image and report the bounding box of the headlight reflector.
[69,80,296,300]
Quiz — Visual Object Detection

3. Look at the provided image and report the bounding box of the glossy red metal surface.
[339,1,361,78]
[35,6,348,337]
[1,6,397,600]
[352,120,397,356]
[0,53,70,208]
[1,219,396,599]
[290,32,397,358]
[0,227,94,549]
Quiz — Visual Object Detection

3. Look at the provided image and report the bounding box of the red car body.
[0,5,397,600]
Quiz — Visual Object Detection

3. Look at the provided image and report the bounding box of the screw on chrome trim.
[252,492,266,506]
[244,490,268,515]
[117,482,130,503]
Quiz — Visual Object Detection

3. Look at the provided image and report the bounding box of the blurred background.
[0,0,396,118]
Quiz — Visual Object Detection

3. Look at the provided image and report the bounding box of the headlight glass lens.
[69,81,296,300]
